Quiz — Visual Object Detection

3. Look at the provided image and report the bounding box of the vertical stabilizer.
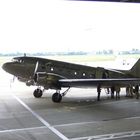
[130,58,140,77]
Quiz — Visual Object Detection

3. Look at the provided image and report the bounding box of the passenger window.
[51,67,54,71]
[74,72,77,75]
[83,73,86,76]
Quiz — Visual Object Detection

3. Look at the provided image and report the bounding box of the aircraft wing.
[59,78,140,88]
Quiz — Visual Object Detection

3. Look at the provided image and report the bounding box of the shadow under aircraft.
[2,56,140,102]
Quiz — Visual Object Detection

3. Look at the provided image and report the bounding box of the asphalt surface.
[1,65,140,140]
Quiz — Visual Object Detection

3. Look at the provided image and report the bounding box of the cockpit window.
[19,59,24,63]
[12,58,24,63]
[12,58,18,62]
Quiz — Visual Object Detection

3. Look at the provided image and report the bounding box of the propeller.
[33,61,39,83]
[34,61,39,74]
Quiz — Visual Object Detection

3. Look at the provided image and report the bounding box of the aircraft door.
[95,67,104,78]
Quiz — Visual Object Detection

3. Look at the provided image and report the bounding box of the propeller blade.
[33,61,39,83]
[34,61,39,75]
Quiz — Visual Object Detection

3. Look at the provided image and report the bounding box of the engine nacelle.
[35,72,65,89]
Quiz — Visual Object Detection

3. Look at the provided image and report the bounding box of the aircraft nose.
[2,62,13,73]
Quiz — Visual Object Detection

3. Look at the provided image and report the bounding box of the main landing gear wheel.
[52,93,62,103]
[33,89,43,98]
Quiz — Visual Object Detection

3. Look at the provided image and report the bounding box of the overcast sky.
[0,0,140,53]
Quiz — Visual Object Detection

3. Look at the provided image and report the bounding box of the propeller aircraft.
[2,56,140,102]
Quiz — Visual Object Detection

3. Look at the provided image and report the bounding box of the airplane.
[2,56,140,103]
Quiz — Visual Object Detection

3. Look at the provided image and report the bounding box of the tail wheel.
[33,89,43,98]
[52,93,62,103]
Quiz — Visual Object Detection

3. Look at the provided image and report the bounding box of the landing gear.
[52,92,62,103]
[52,88,70,103]
[33,88,43,98]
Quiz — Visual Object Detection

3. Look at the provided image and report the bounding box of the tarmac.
[1,62,140,140]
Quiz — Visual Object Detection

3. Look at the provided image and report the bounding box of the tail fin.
[130,58,140,77]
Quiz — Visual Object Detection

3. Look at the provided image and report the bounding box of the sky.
[0,0,140,53]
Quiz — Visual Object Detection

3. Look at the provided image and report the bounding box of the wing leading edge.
[59,78,140,88]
